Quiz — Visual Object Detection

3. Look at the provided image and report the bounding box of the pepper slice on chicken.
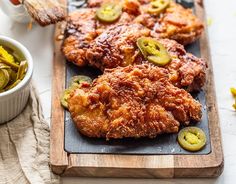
[68,64,202,140]
[62,0,204,66]
[86,23,206,91]
[135,0,204,45]
[88,0,204,44]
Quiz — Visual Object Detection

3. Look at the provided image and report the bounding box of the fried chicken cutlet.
[135,0,204,45]
[62,9,97,66]
[68,64,202,139]
[86,23,207,91]
[87,0,203,45]
[62,2,136,66]
[62,0,203,66]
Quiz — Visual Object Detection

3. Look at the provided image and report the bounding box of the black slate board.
[64,0,211,155]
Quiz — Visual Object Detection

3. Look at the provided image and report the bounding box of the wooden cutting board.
[50,0,224,178]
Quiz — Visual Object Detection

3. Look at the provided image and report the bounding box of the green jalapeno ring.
[4,79,21,91]
[96,3,122,23]
[16,60,28,80]
[177,127,207,152]
[137,37,171,66]
[69,75,92,87]
[6,68,17,82]
[0,69,10,90]
[0,56,19,71]
[60,89,73,109]
[61,75,93,109]
[0,63,11,69]
[0,45,28,93]
[148,0,170,15]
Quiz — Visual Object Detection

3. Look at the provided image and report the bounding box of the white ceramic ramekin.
[0,36,33,124]
[0,0,31,23]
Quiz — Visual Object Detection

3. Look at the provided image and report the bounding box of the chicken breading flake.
[68,64,202,140]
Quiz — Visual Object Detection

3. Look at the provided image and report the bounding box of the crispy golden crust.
[62,9,97,66]
[135,1,204,45]
[159,39,206,91]
[88,0,141,15]
[62,6,135,66]
[62,0,204,66]
[86,24,150,70]
[68,64,202,139]
[87,0,203,45]
[86,23,206,91]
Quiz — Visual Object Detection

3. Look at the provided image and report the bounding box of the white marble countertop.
[0,0,236,183]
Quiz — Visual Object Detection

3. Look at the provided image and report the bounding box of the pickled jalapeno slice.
[137,37,171,66]
[0,56,19,71]
[0,46,14,63]
[60,89,72,109]
[96,3,122,23]
[5,80,21,90]
[0,69,10,90]
[0,45,28,93]
[16,60,28,80]
[177,127,206,152]
[61,75,92,109]
[148,0,170,15]
[230,87,236,96]
[0,63,11,69]
[69,75,92,87]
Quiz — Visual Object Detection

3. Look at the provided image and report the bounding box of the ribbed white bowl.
[0,36,33,124]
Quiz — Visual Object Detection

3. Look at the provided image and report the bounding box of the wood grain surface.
[50,0,68,175]
[50,0,224,178]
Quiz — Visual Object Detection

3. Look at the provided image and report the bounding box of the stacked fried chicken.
[86,23,206,91]
[61,0,207,139]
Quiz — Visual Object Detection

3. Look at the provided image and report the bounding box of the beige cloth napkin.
[0,85,60,184]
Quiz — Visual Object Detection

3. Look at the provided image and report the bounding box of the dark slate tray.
[64,0,211,155]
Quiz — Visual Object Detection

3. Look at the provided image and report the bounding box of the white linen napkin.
[0,85,60,184]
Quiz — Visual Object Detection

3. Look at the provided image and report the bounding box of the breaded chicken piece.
[87,0,141,15]
[62,9,97,66]
[86,24,150,70]
[86,23,206,91]
[68,64,202,139]
[88,0,204,45]
[62,0,203,66]
[62,6,135,66]
[135,0,204,45]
